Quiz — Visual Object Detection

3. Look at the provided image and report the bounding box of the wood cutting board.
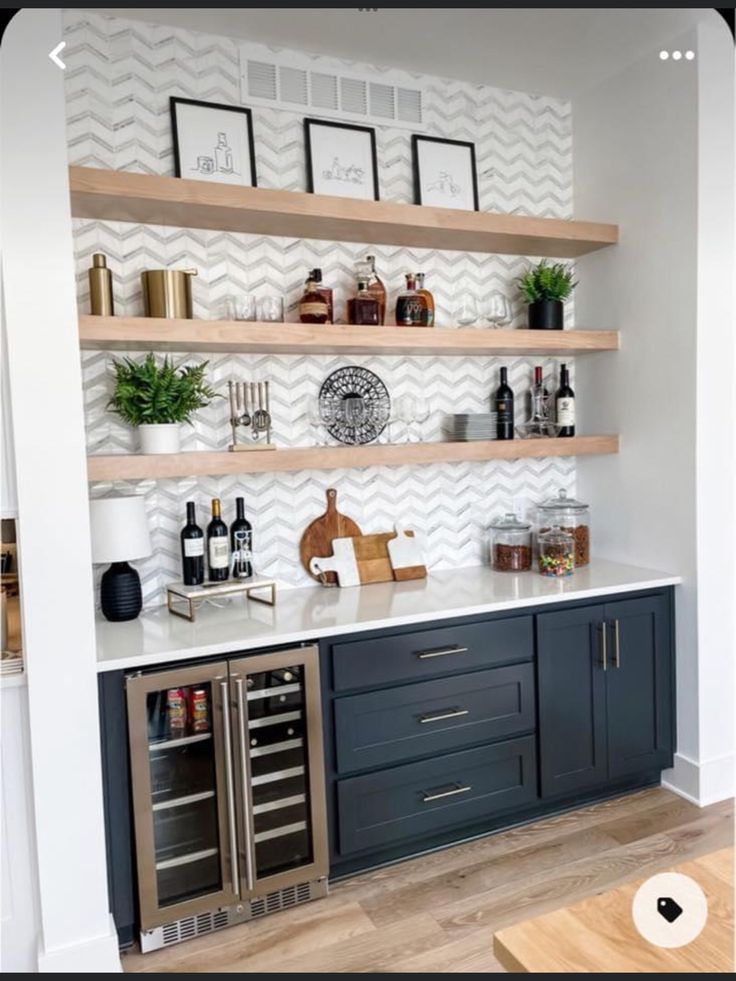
[300,488,362,584]
[331,531,424,585]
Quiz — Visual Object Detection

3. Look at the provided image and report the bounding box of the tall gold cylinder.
[89,253,115,316]
[141,269,197,319]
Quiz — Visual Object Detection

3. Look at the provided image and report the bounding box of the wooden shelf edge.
[69,166,618,258]
[86,436,620,482]
[79,316,620,356]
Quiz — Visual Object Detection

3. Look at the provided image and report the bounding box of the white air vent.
[240,43,426,130]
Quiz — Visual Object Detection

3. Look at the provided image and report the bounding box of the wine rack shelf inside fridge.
[126,646,328,953]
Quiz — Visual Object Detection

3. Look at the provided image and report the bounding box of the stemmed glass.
[485,292,512,328]
[414,397,430,442]
[342,397,366,445]
[307,399,336,445]
[395,395,417,443]
[454,296,479,327]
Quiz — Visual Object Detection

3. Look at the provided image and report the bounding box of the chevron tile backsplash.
[65,10,577,607]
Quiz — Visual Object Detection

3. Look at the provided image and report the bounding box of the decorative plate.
[319,366,391,445]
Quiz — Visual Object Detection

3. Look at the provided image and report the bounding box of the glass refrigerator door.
[230,646,328,896]
[127,663,240,929]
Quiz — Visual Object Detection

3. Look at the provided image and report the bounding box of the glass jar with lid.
[490,513,532,572]
[538,488,590,566]
[538,526,574,577]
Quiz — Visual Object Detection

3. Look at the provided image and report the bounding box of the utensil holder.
[227,378,276,452]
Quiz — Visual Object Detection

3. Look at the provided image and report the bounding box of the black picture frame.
[170,97,258,187]
[304,118,380,201]
[412,135,479,212]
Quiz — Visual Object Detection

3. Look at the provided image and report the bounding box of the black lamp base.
[100,561,142,622]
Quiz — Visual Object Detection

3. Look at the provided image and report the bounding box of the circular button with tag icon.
[632,872,708,948]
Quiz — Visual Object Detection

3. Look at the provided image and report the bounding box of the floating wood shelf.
[86,436,619,482]
[69,167,618,258]
[79,316,619,356]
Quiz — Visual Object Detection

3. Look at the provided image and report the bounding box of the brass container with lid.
[88,253,115,316]
[141,268,198,319]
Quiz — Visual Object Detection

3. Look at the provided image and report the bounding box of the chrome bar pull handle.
[418,708,469,725]
[416,645,469,660]
[220,681,240,898]
[600,622,608,671]
[422,783,471,803]
[235,677,255,892]
[613,618,621,668]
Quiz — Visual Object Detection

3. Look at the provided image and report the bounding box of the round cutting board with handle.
[300,488,362,584]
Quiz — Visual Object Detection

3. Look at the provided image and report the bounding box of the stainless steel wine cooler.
[126,645,328,953]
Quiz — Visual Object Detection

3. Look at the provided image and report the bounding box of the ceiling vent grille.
[239,44,425,130]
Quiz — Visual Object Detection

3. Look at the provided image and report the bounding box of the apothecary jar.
[538,489,590,567]
[490,513,532,572]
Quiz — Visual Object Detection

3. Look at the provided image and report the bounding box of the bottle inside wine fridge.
[230,496,253,579]
[556,363,576,437]
[207,498,229,582]
[494,366,515,440]
[180,501,204,586]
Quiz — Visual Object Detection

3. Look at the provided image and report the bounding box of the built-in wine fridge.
[126,645,328,952]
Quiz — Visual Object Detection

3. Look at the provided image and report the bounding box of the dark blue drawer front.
[337,736,537,856]
[334,663,535,774]
[331,616,533,692]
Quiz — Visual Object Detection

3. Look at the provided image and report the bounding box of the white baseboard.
[662,751,735,806]
[37,915,121,973]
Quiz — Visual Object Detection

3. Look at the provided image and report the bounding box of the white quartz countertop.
[95,560,681,673]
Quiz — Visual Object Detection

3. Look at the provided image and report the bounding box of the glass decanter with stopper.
[348,277,380,325]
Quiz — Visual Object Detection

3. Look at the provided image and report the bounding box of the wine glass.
[485,292,512,328]
[414,397,430,442]
[395,395,417,443]
[343,397,366,444]
[454,296,479,327]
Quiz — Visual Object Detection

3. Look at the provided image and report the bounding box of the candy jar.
[538,526,574,577]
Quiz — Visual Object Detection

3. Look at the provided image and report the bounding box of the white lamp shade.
[90,495,152,564]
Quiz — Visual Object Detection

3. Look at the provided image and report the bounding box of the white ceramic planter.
[138,423,180,455]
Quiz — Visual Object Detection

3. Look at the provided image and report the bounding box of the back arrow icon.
[49,41,66,69]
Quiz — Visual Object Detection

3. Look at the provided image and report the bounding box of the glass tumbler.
[258,296,284,323]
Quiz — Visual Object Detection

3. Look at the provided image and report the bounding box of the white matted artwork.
[170,98,257,186]
[412,135,479,211]
[305,118,379,201]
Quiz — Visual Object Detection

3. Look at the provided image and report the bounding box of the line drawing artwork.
[190,131,240,177]
[426,171,462,197]
[322,156,366,185]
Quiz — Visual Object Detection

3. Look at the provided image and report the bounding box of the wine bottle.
[207,498,229,582]
[494,366,515,440]
[531,365,548,421]
[180,501,205,586]
[230,496,253,579]
[555,363,576,437]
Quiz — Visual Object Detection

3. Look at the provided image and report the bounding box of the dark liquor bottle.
[308,268,333,324]
[555,363,576,437]
[207,498,229,582]
[230,496,253,579]
[298,274,329,324]
[180,501,204,586]
[347,278,380,325]
[395,274,428,326]
[494,366,515,440]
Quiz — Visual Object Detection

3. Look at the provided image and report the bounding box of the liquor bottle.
[230,496,253,579]
[180,501,204,586]
[347,278,380,325]
[299,274,329,324]
[416,273,435,327]
[395,274,428,327]
[555,363,576,437]
[531,365,549,421]
[494,366,515,440]
[214,132,233,174]
[364,255,386,325]
[207,498,229,582]
[308,268,333,324]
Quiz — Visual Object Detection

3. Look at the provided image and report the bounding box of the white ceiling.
[94,8,710,99]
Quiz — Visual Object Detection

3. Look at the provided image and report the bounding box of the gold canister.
[89,253,115,316]
[141,269,198,319]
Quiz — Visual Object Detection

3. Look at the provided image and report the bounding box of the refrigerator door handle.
[235,677,256,892]
[220,680,241,899]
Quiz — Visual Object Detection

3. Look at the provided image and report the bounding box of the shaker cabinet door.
[604,595,674,779]
[537,605,608,797]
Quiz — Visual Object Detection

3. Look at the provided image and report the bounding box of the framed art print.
[304,119,379,201]
[170,98,257,187]
[412,135,479,211]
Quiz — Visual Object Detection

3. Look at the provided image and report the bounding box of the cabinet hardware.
[599,622,608,671]
[234,678,255,891]
[418,708,469,724]
[613,618,621,668]
[416,645,469,660]
[220,681,240,898]
[421,783,472,803]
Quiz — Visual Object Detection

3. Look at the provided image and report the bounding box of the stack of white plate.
[442,413,498,441]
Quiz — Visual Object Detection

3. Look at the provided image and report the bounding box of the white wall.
[573,19,735,804]
[1,9,121,972]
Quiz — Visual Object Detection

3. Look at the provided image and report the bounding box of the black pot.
[100,561,143,621]
[528,299,564,330]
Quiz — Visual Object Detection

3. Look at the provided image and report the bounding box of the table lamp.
[90,495,152,621]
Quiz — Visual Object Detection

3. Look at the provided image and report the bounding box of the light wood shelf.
[79,316,620,356]
[69,167,618,258]
[86,436,619,482]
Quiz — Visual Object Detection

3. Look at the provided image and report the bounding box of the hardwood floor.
[123,789,733,974]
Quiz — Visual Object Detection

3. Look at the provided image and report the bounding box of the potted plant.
[107,354,219,454]
[518,261,577,330]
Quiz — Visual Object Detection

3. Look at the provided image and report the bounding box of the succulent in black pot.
[518,261,577,330]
